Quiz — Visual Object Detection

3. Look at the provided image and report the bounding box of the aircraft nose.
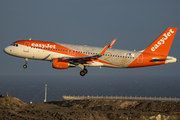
[3,47,7,53]
[3,46,11,54]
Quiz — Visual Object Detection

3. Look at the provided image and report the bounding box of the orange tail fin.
[143,27,177,56]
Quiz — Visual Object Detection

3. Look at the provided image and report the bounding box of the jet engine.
[52,58,75,69]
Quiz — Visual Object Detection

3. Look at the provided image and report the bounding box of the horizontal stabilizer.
[151,58,167,62]
[151,57,177,62]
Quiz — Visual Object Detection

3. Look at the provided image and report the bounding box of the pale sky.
[1,1,180,77]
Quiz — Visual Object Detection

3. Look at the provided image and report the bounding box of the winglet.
[100,45,109,55]
[109,38,117,48]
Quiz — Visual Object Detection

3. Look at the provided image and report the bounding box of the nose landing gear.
[23,64,27,69]
[23,58,28,69]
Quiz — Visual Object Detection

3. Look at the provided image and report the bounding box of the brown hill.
[0,95,180,120]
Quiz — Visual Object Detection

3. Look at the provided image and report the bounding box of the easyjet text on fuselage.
[31,43,56,49]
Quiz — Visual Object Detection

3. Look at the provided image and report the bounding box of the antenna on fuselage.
[29,38,31,40]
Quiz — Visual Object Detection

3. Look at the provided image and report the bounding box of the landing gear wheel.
[23,58,28,69]
[80,71,86,76]
[84,69,88,74]
[23,65,27,69]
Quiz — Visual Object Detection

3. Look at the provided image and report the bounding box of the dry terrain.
[0,95,180,120]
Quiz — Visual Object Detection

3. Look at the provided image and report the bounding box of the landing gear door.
[137,54,143,64]
[23,42,30,52]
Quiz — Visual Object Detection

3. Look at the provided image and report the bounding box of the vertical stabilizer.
[143,27,177,56]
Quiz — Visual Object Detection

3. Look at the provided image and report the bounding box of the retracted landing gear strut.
[23,58,28,69]
[78,64,88,76]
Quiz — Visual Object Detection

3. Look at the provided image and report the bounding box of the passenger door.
[23,42,30,52]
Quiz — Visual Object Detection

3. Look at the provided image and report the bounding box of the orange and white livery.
[4,27,178,76]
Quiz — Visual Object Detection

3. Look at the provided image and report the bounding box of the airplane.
[4,27,178,76]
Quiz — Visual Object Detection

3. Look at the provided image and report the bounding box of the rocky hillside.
[0,95,180,120]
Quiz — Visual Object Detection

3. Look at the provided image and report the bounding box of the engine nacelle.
[52,58,75,69]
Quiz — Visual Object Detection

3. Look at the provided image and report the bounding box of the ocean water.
[0,75,180,103]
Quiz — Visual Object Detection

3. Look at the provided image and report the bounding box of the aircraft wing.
[59,44,109,64]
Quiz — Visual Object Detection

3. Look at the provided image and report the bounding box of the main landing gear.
[79,64,88,76]
[23,58,28,69]
[80,68,88,76]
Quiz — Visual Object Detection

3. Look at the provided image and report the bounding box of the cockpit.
[10,43,18,47]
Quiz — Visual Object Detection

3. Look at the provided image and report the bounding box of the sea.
[0,75,180,103]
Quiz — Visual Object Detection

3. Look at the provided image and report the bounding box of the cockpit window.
[10,43,18,47]
[10,43,14,46]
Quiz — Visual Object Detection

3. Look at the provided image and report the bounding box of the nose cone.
[3,46,12,55]
[3,47,8,54]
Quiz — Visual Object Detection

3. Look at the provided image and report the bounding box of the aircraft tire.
[80,71,85,76]
[84,69,88,74]
[23,65,27,69]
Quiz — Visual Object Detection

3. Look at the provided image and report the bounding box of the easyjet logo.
[31,43,56,49]
[151,29,174,52]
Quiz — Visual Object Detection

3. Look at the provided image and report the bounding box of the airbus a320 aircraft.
[4,27,178,76]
